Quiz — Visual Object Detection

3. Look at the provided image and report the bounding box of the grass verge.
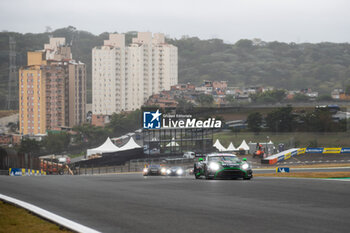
[255,171,350,178]
[0,201,72,233]
[281,163,350,169]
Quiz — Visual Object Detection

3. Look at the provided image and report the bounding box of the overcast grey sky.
[0,0,349,43]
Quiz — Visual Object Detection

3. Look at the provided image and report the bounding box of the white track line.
[253,167,350,171]
[0,193,100,233]
[319,179,350,182]
[257,177,350,182]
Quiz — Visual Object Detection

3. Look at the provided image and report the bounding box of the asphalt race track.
[1,174,350,233]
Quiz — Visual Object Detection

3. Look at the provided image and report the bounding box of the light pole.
[266,136,269,156]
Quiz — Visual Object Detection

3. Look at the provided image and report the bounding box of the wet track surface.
[1,174,350,233]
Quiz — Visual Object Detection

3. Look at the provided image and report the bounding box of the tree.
[265,106,295,132]
[18,138,41,154]
[107,110,141,136]
[304,108,334,132]
[224,95,235,105]
[293,93,309,102]
[317,94,333,101]
[73,123,110,146]
[251,90,286,103]
[345,85,350,95]
[43,132,71,154]
[246,112,263,134]
[176,99,194,114]
[7,122,18,133]
[196,94,214,107]
[235,39,253,49]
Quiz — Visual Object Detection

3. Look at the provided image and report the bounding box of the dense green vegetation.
[246,106,348,133]
[170,37,350,92]
[250,89,286,103]
[1,27,350,110]
[16,110,142,155]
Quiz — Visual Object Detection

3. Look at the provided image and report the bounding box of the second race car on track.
[166,166,185,176]
[143,164,167,176]
[194,153,253,180]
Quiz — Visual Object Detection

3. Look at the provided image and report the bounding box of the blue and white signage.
[306,148,324,153]
[143,110,162,129]
[143,109,222,129]
[276,167,290,173]
[9,168,23,176]
[341,148,350,154]
[277,155,285,162]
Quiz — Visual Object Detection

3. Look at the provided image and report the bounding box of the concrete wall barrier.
[261,148,300,165]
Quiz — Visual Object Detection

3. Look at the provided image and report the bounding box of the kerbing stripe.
[0,193,100,233]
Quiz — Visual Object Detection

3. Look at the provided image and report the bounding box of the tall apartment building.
[19,38,86,135]
[92,32,177,115]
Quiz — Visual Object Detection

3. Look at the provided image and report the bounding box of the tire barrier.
[262,147,350,165]
[9,168,46,176]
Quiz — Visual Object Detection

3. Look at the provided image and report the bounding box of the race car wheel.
[243,174,253,180]
[205,170,213,180]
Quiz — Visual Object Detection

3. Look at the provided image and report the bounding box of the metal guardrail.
[130,157,195,164]
[70,157,196,176]
[71,164,142,175]
[0,170,9,175]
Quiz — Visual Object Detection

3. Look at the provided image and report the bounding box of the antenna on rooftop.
[6,36,18,110]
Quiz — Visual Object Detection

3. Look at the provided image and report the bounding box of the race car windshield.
[209,156,240,162]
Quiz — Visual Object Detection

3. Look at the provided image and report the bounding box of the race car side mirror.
[242,158,247,161]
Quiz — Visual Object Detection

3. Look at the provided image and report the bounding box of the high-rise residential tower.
[92,32,177,115]
[19,38,86,135]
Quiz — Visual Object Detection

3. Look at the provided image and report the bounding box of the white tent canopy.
[166,138,179,147]
[213,139,227,152]
[226,142,237,151]
[87,137,120,156]
[238,140,250,151]
[119,137,142,151]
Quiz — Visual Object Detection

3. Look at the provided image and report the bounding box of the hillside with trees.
[0,27,350,109]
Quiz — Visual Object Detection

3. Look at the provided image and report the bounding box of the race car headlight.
[241,163,249,170]
[161,168,166,173]
[143,168,148,173]
[167,169,171,174]
[176,169,183,175]
[209,162,220,171]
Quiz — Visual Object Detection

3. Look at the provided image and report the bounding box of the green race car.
[194,153,253,180]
